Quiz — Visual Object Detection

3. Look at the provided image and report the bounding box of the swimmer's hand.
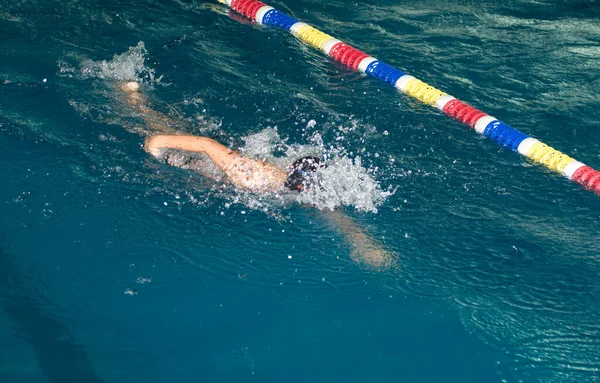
[120,81,143,106]
[144,136,164,157]
[122,81,140,93]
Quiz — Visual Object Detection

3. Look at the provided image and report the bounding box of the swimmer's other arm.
[146,135,223,154]
[323,210,394,270]
[145,135,240,170]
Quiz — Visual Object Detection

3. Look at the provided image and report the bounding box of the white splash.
[295,156,394,213]
[76,41,161,83]
[238,127,394,213]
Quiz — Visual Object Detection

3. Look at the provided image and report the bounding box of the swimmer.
[145,136,322,194]
[120,81,393,269]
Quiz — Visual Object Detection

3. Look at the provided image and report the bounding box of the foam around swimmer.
[238,128,394,213]
[295,156,394,213]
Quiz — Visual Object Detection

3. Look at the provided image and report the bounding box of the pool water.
[1,0,600,382]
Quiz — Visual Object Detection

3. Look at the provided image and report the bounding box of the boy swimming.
[124,81,324,193]
[121,81,393,269]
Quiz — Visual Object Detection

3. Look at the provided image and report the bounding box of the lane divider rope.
[218,0,600,196]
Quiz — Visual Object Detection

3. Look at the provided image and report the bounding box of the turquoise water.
[2,0,600,382]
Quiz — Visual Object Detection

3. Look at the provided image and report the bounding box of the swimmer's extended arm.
[322,209,393,270]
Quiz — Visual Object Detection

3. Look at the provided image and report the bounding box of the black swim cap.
[284,156,323,191]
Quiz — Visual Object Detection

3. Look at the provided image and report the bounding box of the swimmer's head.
[284,156,323,192]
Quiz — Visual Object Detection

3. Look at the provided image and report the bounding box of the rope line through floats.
[218,0,600,196]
